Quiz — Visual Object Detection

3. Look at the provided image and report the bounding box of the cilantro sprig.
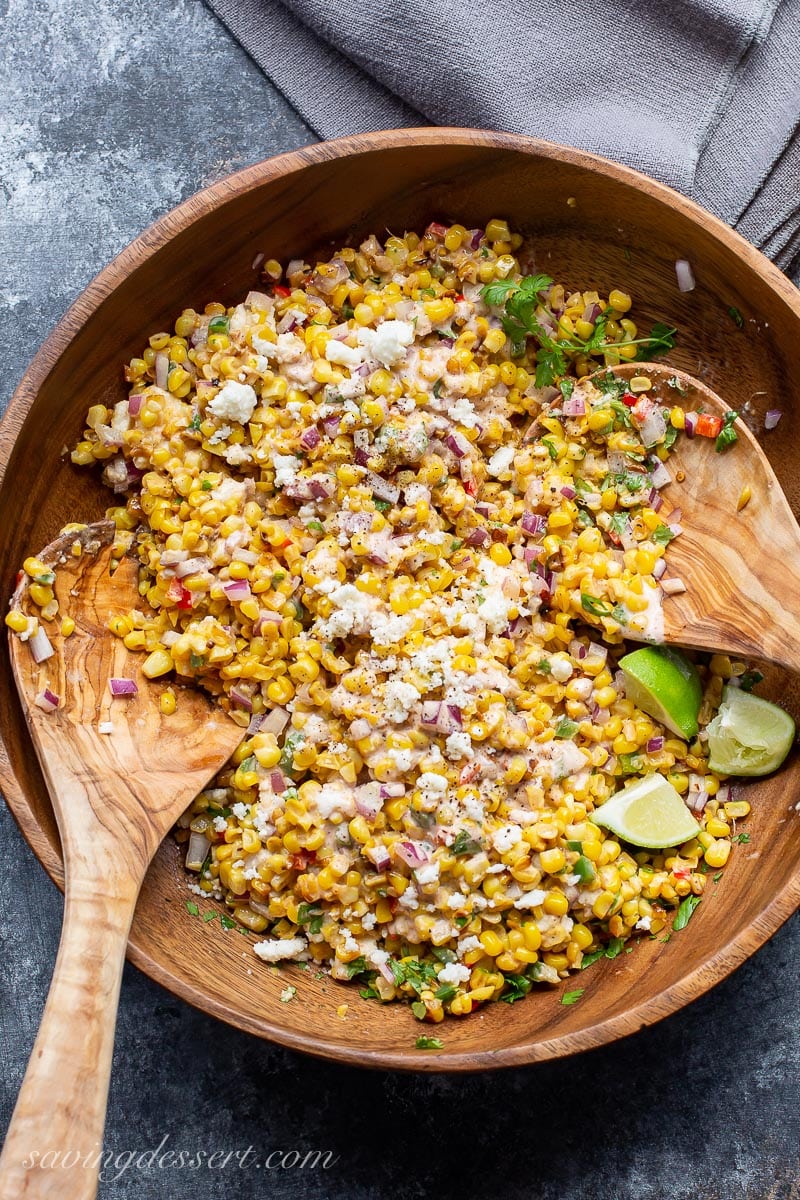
[481,276,677,387]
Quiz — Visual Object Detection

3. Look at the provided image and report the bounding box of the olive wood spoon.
[0,523,242,1199]
[609,363,800,669]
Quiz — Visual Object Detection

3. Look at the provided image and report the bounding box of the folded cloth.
[205,0,799,278]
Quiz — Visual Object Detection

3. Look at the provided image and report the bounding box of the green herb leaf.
[715,410,739,453]
[732,832,751,844]
[738,669,764,691]
[201,479,213,491]
[411,1000,427,1020]
[208,315,230,334]
[580,949,607,969]
[652,523,675,546]
[296,903,323,925]
[373,497,391,513]
[415,1035,444,1050]
[561,988,585,1005]
[500,974,533,1004]
[280,985,297,1003]
[713,871,723,883]
[454,915,469,928]
[434,983,457,1002]
[220,913,237,930]
[344,956,370,979]
[672,894,702,930]
[306,519,324,533]
[555,717,579,739]
[452,829,482,856]
[728,305,744,328]
[185,900,199,917]
[572,855,595,884]
[636,322,677,360]
[359,985,380,1000]
[203,910,218,923]
[559,379,575,402]
[541,437,559,461]
[605,937,625,959]
[432,378,443,398]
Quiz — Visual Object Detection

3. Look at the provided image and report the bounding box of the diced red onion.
[34,688,59,713]
[253,611,283,635]
[232,548,258,565]
[660,577,687,595]
[446,704,462,728]
[675,259,696,292]
[354,448,369,467]
[128,394,143,416]
[109,678,138,697]
[246,290,273,308]
[229,687,253,712]
[465,528,489,547]
[646,736,664,752]
[765,409,782,430]
[683,412,697,438]
[653,558,667,579]
[475,503,491,518]
[270,770,287,794]
[322,416,341,438]
[560,485,576,500]
[584,642,608,669]
[308,477,334,500]
[648,489,664,512]
[469,229,484,250]
[562,395,587,417]
[394,840,431,868]
[445,432,470,459]
[582,301,602,323]
[649,459,672,488]
[246,712,265,735]
[438,335,455,347]
[260,706,290,736]
[223,579,252,602]
[421,701,442,728]
[300,427,321,450]
[668,522,684,538]
[361,469,399,503]
[365,844,392,870]
[175,556,211,578]
[521,511,545,536]
[29,626,55,664]
[154,351,169,390]
[380,783,406,798]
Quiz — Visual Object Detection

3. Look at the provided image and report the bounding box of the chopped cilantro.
[541,437,558,461]
[411,1000,427,1020]
[185,900,199,917]
[732,832,751,844]
[434,983,457,1002]
[537,659,552,674]
[618,752,643,775]
[454,915,469,928]
[662,425,678,449]
[561,988,585,1005]
[359,985,380,1000]
[188,411,202,432]
[389,958,439,995]
[296,903,323,925]
[605,937,625,959]
[280,985,297,1003]
[500,974,533,1004]
[189,653,205,670]
[609,397,633,427]
[652,523,675,546]
[452,829,482,856]
[373,497,391,512]
[713,871,723,883]
[271,571,285,587]
[728,305,744,328]
[220,914,237,930]
[306,519,324,533]
[580,948,607,969]
[738,669,764,691]
[203,910,218,923]
[341,303,355,319]
[431,947,457,963]
[344,957,370,979]
[672,894,702,930]
[559,378,575,402]
[208,314,230,334]
[415,1035,444,1050]
[201,479,213,491]
[635,322,677,360]
[432,378,443,398]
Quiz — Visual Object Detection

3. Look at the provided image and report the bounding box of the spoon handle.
[0,875,138,1199]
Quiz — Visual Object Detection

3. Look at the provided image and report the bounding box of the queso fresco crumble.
[14,219,753,1021]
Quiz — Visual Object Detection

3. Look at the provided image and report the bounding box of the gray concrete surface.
[1,2,799,1197]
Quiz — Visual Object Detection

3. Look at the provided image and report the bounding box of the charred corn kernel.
[5,610,29,633]
[142,649,173,678]
[159,689,176,715]
[724,800,751,819]
[704,840,731,868]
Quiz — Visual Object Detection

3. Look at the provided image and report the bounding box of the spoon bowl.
[610,363,800,671]
[0,522,242,1199]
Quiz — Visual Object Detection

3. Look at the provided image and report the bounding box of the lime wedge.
[706,684,795,776]
[593,774,701,849]
[619,646,702,741]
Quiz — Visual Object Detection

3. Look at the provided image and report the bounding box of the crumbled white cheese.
[437,961,472,986]
[315,781,356,819]
[325,340,364,368]
[232,802,249,820]
[370,610,414,648]
[272,452,300,488]
[224,444,253,466]
[251,330,277,357]
[274,332,305,362]
[476,591,512,635]
[361,912,377,931]
[417,771,448,798]
[457,935,481,955]
[211,478,247,504]
[98,722,114,735]
[253,936,307,963]
[397,885,419,910]
[213,815,228,833]
[357,319,415,367]
[388,748,413,773]
[317,583,379,640]
[414,860,441,886]
[403,483,430,504]
[207,424,232,445]
[383,679,421,723]
[514,888,548,910]
[549,655,573,682]
[487,444,515,478]
[445,731,473,760]
[635,915,652,932]
[448,396,480,428]
[341,932,360,954]
[208,380,257,425]
[493,824,523,853]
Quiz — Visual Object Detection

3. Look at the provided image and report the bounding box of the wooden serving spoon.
[0,523,242,1199]
[608,363,800,669]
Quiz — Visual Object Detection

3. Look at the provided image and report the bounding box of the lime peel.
[619,646,702,741]
[707,684,795,777]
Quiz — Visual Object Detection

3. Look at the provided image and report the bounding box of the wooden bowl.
[2,129,799,1071]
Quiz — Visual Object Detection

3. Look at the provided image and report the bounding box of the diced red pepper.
[631,396,655,424]
[426,221,448,239]
[695,412,723,438]
[459,762,481,785]
[166,577,193,609]
[291,850,317,871]
[273,285,292,297]
[463,479,478,496]
[622,391,638,407]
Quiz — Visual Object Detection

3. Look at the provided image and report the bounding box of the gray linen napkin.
[205,0,799,277]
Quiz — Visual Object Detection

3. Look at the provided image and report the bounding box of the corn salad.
[13,220,749,1020]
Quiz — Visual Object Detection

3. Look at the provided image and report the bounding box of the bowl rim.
[2,126,799,1071]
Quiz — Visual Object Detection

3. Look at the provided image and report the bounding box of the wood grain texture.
[611,363,800,669]
[0,130,799,1073]
[0,527,240,1196]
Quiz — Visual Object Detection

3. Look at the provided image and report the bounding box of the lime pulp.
[706,684,795,777]
[592,773,701,849]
